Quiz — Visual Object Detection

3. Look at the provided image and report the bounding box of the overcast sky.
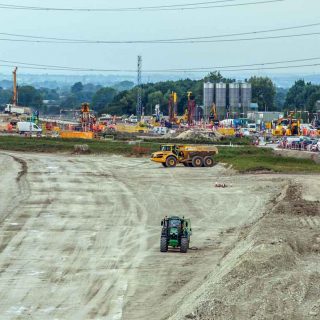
[0,0,319,78]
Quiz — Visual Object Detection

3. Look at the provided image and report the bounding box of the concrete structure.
[247,111,284,123]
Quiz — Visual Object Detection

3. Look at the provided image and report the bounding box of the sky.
[0,0,319,79]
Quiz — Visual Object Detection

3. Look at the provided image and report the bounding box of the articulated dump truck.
[151,144,218,168]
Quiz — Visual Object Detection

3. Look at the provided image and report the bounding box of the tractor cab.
[160,216,192,253]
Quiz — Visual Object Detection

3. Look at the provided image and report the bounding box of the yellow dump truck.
[151,144,218,168]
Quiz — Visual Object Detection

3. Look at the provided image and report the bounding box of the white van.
[247,123,257,133]
[17,122,42,134]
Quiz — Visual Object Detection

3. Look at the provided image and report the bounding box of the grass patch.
[216,147,320,173]
[0,136,319,173]
[143,136,252,146]
[0,136,159,155]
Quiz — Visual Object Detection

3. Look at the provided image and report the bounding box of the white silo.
[215,82,227,119]
[241,83,252,116]
[229,83,240,116]
[203,82,214,119]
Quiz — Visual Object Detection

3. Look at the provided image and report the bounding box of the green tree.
[249,76,276,111]
[92,87,117,113]
[112,81,134,92]
[204,71,235,84]
[0,87,12,104]
[275,87,288,111]
[60,96,78,109]
[307,91,320,112]
[147,91,164,114]
[18,86,43,108]
[39,88,59,101]
[71,82,84,94]
[285,80,320,112]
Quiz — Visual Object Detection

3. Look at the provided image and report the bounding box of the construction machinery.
[176,109,188,125]
[13,67,18,106]
[168,91,178,123]
[160,216,192,253]
[80,103,96,132]
[151,144,218,167]
[209,103,219,126]
[187,92,196,126]
[4,67,32,116]
[272,113,301,136]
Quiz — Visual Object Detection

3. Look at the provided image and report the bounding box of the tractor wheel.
[192,156,203,168]
[162,163,167,167]
[204,156,215,167]
[166,156,177,168]
[180,237,188,253]
[160,237,168,252]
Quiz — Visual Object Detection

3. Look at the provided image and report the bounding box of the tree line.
[0,73,319,116]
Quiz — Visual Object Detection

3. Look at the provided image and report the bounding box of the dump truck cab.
[151,144,218,168]
[151,144,180,167]
[160,216,192,253]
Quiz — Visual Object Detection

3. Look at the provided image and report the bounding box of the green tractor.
[160,216,192,253]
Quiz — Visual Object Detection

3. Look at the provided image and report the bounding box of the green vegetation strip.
[215,147,320,173]
[0,136,319,173]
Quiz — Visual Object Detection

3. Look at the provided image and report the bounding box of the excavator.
[272,113,301,136]
[209,103,219,126]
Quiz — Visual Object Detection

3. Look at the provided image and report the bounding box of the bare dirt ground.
[0,151,319,320]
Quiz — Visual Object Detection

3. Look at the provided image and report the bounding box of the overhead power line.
[1,57,320,73]
[0,31,320,44]
[0,0,285,12]
[0,21,319,44]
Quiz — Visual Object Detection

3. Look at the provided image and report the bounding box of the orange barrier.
[60,131,94,140]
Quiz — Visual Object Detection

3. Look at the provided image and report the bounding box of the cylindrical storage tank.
[203,82,214,120]
[215,82,227,119]
[229,83,240,116]
[241,83,252,116]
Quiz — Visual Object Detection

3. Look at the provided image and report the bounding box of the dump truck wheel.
[160,237,168,252]
[204,156,215,167]
[192,156,203,167]
[166,156,177,168]
[180,238,188,253]
[162,163,167,167]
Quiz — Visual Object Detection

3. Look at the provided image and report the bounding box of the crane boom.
[13,67,18,106]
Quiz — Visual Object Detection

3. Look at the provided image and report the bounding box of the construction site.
[0,64,319,320]
[0,62,319,320]
[0,150,319,319]
[1,0,320,319]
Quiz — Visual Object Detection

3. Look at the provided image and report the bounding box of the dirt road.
[0,152,318,319]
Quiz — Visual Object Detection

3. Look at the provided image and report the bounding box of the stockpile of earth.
[163,129,223,141]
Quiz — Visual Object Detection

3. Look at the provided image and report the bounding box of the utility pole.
[136,55,142,119]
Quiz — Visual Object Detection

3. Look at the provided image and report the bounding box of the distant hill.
[1,72,320,89]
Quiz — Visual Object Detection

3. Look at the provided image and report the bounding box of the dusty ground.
[0,151,319,320]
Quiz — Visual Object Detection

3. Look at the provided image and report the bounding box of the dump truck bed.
[178,145,218,154]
